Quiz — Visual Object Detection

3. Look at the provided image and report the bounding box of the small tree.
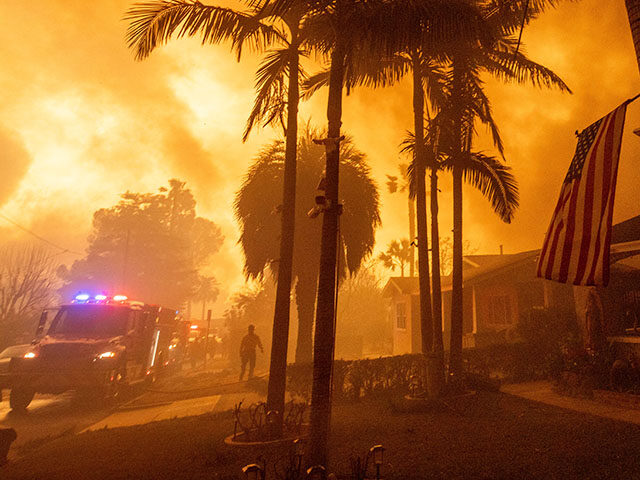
[0,243,57,346]
[378,239,412,277]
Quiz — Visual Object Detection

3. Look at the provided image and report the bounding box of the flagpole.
[626,92,640,104]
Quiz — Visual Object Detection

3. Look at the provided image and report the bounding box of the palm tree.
[441,18,571,378]
[302,5,492,407]
[284,0,493,463]
[378,239,412,277]
[193,275,219,321]
[385,165,415,276]
[125,0,310,430]
[234,127,380,364]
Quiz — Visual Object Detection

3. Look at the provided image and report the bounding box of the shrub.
[286,354,424,401]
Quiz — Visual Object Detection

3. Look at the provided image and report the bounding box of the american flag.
[537,102,628,286]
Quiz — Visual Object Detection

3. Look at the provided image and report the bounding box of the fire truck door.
[125,310,147,381]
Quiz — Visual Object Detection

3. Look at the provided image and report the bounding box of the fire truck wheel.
[9,387,35,411]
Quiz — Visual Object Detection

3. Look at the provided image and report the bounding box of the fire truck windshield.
[48,304,130,338]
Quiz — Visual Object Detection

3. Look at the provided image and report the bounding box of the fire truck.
[3,294,184,411]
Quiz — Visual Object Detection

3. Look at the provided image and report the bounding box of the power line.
[0,212,83,256]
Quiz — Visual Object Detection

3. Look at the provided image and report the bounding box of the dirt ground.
[2,390,640,479]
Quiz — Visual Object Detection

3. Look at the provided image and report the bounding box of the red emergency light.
[72,293,130,304]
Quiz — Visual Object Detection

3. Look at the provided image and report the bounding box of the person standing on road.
[239,324,263,381]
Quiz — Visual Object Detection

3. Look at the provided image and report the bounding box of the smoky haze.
[0,0,638,306]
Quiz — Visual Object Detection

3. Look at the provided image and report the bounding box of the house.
[383,252,573,356]
[581,215,640,358]
[382,277,422,355]
[383,215,640,357]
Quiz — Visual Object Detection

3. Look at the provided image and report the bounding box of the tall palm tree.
[125,0,310,430]
[442,24,571,378]
[302,6,490,400]
[284,0,493,462]
[234,128,380,364]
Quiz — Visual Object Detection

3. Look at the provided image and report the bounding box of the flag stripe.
[537,186,567,276]
[574,113,611,283]
[602,111,626,284]
[585,116,617,284]
[537,102,628,287]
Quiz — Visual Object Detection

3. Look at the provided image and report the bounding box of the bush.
[457,306,584,384]
[286,354,424,401]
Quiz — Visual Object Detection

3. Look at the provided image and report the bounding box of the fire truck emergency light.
[75,293,90,302]
[94,294,107,301]
[113,295,128,302]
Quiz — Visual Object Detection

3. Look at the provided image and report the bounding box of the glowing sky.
[1,0,639,310]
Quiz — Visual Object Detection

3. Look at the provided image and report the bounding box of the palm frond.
[452,152,520,223]
[243,47,293,141]
[301,69,330,100]
[125,0,282,60]
[482,41,571,93]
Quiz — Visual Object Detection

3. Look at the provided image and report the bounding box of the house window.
[396,303,407,329]
[488,295,512,325]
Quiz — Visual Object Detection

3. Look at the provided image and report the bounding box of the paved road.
[0,392,111,451]
[0,388,259,461]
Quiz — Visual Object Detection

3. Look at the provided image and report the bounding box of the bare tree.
[0,243,57,341]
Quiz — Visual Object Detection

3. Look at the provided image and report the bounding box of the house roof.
[382,215,640,298]
[382,276,419,297]
[441,250,539,290]
[612,215,640,244]
[383,250,539,296]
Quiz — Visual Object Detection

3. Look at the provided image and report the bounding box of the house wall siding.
[391,293,412,355]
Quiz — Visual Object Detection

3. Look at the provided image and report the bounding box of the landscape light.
[95,294,107,301]
[113,295,128,302]
[306,465,326,480]
[369,445,385,480]
[293,438,305,472]
[75,293,90,302]
[241,464,264,480]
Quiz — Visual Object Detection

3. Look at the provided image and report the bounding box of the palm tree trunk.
[411,51,433,355]
[449,164,464,379]
[294,275,316,364]
[409,196,416,277]
[626,0,640,74]
[430,167,445,395]
[266,42,299,433]
[309,39,346,468]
